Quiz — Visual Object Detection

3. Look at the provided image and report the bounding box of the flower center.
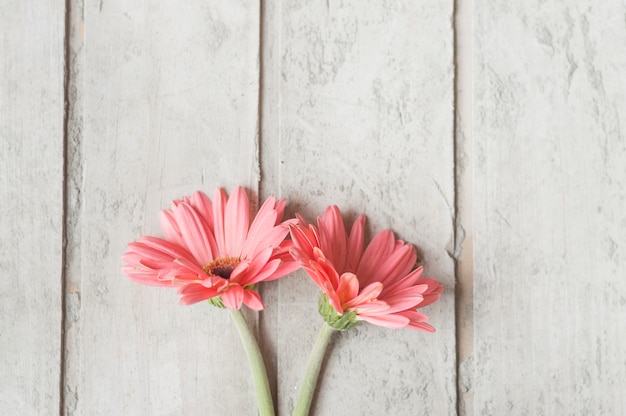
[202,257,240,280]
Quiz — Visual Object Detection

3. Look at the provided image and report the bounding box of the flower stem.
[230,309,275,416]
[293,323,336,416]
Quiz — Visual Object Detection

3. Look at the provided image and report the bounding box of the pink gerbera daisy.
[122,187,298,310]
[289,205,443,331]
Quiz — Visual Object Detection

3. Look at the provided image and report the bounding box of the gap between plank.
[59,0,71,413]
[257,0,280,410]
[454,0,474,415]
[61,0,85,414]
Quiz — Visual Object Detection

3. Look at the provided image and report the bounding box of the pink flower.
[289,206,443,331]
[122,187,298,310]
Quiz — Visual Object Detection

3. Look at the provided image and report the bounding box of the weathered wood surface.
[71,1,262,414]
[262,1,456,414]
[472,1,626,414]
[0,1,65,414]
[4,0,626,415]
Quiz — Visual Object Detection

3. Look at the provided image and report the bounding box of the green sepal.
[207,285,255,309]
[208,296,225,309]
[318,294,359,331]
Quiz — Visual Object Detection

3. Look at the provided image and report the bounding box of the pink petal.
[224,186,250,256]
[313,254,341,289]
[342,281,383,309]
[171,202,217,265]
[247,259,282,284]
[375,244,417,287]
[324,285,344,314]
[318,206,347,272]
[398,310,429,323]
[414,278,444,308]
[221,284,245,310]
[380,267,424,297]
[122,237,202,286]
[243,246,272,274]
[381,290,425,314]
[159,210,184,247]
[243,223,290,259]
[178,283,220,305]
[128,236,193,262]
[246,196,279,245]
[301,264,333,292]
[345,214,366,272]
[171,257,209,278]
[243,290,265,311]
[212,188,228,255]
[356,230,396,283]
[397,311,436,332]
[270,257,300,280]
[351,300,390,315]
[289,225,317,260]
[406,322,436,332]
[336,273,359,304]
[273,198,287,224]
[359,313,410,329]
[122,266,173,287]
[187,191,214,231]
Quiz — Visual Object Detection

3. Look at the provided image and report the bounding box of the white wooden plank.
[74,1,261,414]
[0,1,65,413]
[473,1,626,414]
[263,1,456,414]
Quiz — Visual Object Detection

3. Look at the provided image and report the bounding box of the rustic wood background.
[1,1,625,415]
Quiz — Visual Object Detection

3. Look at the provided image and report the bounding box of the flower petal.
[359,313,410,329]
[336,273,359,305]
[356,230,396,283]
[224,186,249,256]
[243,223,291,259]
[159,210,184,247]
[221,284,245,310]
[243,289,265,311]
[289,224,317,261]
[171,202,217,265]
[178,283,220,305]
[342,281,383,310]
[245,196,279,247]
[345,214,366,272]
[381,266,424,296]
[398,311,436,332]
[317,206,348,272]
[186,191,214,231]
[375,243,417,287]
[414,278,444,308]
[212,188,228,255]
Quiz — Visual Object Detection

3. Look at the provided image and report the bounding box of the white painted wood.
[262,1,456,414]
[74,1,262,414]
[473,1,626,414]
[0,1,65,414]
[8,1,625,414]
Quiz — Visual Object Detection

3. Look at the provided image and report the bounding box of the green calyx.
[318,294,359,331]
[207,285,255,309]
[208,296,225,308]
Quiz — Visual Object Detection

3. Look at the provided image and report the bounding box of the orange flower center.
[202,257,240,280]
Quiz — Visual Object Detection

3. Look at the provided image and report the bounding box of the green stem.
[230,309,275,416]
[293,323,336,416]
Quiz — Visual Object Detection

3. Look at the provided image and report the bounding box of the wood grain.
[473,1,626,414]
[72,1,262,414]
[6,1,626,415]
[0,1,65,413]
[262,1,456,414]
